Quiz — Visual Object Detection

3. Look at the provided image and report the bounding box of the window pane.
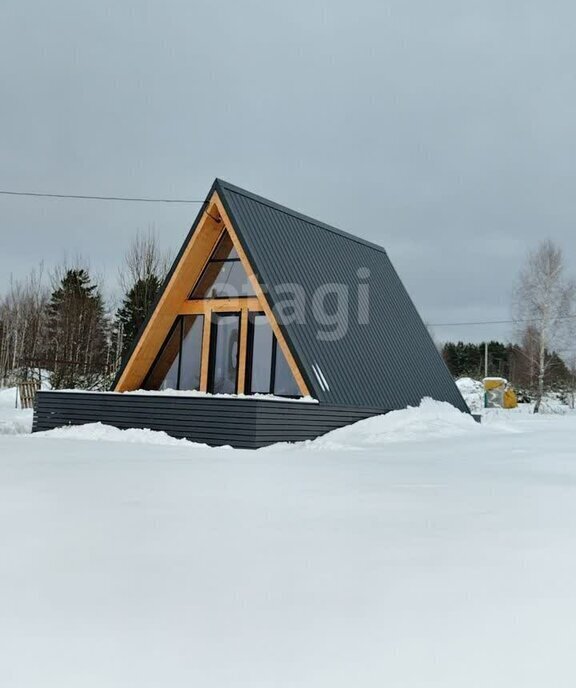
[209,314,240,394]
[211,232,239,260]
[190,261,255,299]
[274,344,301,396]
[143,319,181,390]
[178,315,204,390]
[248,314,273,394]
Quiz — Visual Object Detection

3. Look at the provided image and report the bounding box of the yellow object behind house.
[483,377,505,408]
[483,378,505,391]
[483,377,518,409]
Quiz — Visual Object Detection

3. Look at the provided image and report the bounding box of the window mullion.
[270,337,277,395]
[237,307,249,394]
[199,313,212,392]
[176,317,183,390]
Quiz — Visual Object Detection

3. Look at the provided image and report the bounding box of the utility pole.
[484,341,488,378]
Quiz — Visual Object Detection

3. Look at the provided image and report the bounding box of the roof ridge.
[214,179,387,254]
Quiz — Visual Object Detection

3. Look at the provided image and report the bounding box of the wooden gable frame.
[114,191,310,396]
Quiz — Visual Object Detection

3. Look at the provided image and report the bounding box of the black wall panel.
[33,391,384,449]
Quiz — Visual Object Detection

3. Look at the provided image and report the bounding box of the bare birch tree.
[0,266,49,386]
[115,228,171,363]
[118,227,170,294]
[512,240,575,413]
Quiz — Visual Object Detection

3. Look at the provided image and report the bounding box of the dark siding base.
[32,392,385,449]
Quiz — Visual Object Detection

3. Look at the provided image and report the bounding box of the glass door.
[207,312,241,394]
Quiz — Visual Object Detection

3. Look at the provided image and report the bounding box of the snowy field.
[2,388,576,686]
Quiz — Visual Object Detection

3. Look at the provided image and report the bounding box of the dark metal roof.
[113,178,468,413]
[215,179,469,413]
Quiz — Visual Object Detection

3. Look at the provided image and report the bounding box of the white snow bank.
[0,411,33,435]
[0,386,18,408]
[456,377,484,414]
[301,398,483,451]
[0,387,33,434]
[34,422,212,447]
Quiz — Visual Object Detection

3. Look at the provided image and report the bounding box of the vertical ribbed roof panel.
[216,180,468,413]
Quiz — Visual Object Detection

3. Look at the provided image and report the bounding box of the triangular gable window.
[190,231,255,299]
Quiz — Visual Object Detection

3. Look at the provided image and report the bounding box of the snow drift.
[34,421,210,447]
[0,387,33,435]
[294,398,482,450]
[456,377,485,414]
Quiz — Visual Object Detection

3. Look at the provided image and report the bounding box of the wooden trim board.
[180,297,261,314]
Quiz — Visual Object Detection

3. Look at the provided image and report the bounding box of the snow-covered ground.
[2,389,576,686]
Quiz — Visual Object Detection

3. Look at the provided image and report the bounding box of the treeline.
[442,340,574,394]
[0,231,169,390]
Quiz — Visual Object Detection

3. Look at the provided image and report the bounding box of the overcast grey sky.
[2,0,576,344]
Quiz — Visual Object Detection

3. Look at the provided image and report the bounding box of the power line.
[430,314,576,327]
[0,189,206,203]
[431,318,517,327]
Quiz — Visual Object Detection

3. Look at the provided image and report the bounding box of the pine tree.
[46,269,109,389]
[442,342,460,377]
[115,274,161,358]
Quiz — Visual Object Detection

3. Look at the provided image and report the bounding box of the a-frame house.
[33,179,469,448]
